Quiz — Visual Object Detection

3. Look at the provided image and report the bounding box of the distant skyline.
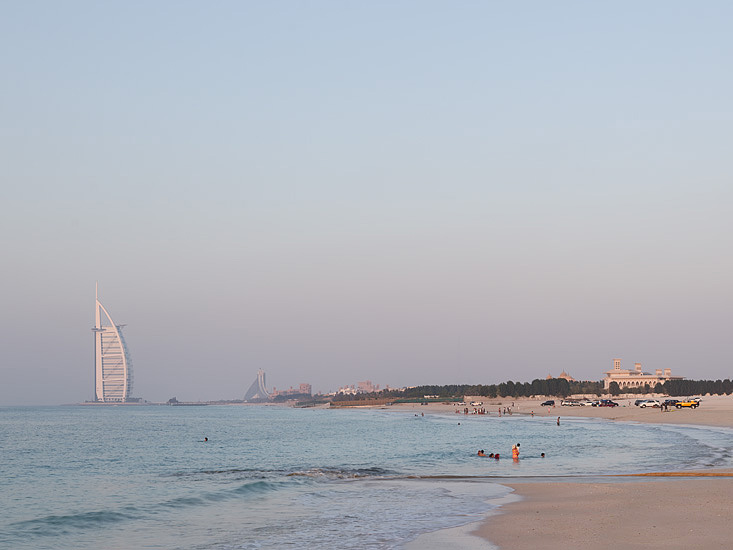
[1,2,731,405]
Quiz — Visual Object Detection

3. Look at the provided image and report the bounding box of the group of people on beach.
[457,406,514,416]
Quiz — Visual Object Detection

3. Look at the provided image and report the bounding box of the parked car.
[675,399,699,409]
[598,400,619,407]
[581,400,597,406]
[541,400,555,406]
[470,401,483,406]
[639,400,660,408]
[634,399,648,406]
[662,399,679,408]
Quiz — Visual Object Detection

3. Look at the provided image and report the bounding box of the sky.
[1,1,731,405]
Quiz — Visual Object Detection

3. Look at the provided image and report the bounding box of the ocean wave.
[164,467,271,478]
[286,466,396,479]
[9,479,288,539]
[10,508,139,536]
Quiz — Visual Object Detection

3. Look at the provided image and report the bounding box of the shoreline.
[392,395,733,549]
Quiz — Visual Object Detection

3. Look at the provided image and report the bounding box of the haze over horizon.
[1,2,731,405]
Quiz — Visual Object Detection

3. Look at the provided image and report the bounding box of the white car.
[470,401,483,406]
[639,400,660,408]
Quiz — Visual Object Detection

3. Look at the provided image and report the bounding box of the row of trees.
[331,378,579,401]
[331,377,733,401]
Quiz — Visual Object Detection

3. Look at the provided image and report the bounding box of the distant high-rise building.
[244,369,270,401]
[93,286,134,402]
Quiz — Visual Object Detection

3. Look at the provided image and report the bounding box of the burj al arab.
[92,285,134,402]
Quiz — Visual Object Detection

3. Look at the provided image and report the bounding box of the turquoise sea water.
[1,405,732,549]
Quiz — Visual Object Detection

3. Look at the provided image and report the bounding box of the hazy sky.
[1,2,731,405]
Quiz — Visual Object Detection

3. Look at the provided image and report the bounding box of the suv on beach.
[597,400,619,407]
[541,400,555,406]
[675,399,700,409]
[662,399,679,408]
[639,400,660,408]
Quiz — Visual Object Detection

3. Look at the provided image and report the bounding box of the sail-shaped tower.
[93,286,134,402]
[243,370,270,402]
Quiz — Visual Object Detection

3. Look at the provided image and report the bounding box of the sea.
[1,404,733,550]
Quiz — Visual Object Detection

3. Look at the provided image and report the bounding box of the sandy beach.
[478,477,733,549]
[386,393,733,429]
[386,394,733,549]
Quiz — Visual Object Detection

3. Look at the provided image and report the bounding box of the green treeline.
[661,378,733,397]
[331,378,580,401]
[329,377,733,401]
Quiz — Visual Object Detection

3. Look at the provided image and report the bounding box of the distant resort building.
[336,380,381,396]
[357,380,380,393]
[271,383,312,399]
[244,371,311,401]
[93,287,134,402]
[603,358,684,389]
[546,371,576,382]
